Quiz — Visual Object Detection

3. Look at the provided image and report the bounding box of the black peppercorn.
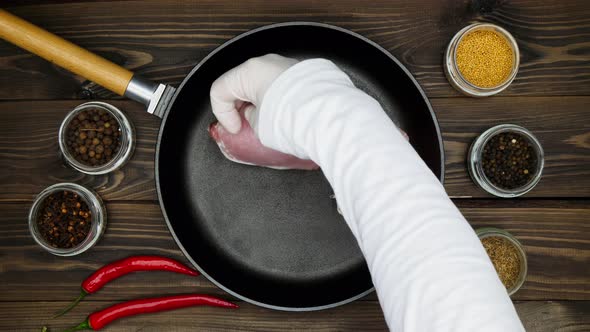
[481,132,537,189]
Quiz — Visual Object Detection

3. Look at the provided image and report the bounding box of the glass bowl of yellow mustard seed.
[59,101,135,175]
[445,23,519,97]
[469,124,544,197]
[476,228,527,296]
[28,183,107,256]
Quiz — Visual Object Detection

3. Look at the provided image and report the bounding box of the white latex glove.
[208,54,318,170]
[210,54,298,134]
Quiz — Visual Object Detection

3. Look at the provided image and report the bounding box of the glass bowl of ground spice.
[445,23,519,97]
[28,183,107,256]
[59,101,135,175]
[477,228,527,296]
[469,124,544,197]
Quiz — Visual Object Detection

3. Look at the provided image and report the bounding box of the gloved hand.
[208,54,318,170]
[210,54,298,134]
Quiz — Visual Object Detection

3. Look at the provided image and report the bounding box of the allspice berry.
[65,108,122,167]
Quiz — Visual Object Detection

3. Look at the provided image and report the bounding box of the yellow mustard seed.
[456,30,514,88]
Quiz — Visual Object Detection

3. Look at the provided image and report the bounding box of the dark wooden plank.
[0,201,225,302]
[439,96,590,198]
[1,200,588,302]
[0,97,588,202]
[0,201,376,302]
[516,301,590,332]
[8,301,387,332]
[460,200,590,301]
[0,0,588,100]
[0,100,160,202]
[0,301,588,332]
[0,301,389,332]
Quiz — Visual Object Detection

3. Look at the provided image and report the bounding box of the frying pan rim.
[155,21,445,311]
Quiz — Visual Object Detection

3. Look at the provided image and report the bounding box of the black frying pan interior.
[156,23,443,310]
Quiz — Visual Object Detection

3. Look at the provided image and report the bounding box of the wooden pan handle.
[0,9,133,96]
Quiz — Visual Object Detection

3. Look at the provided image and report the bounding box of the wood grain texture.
[0,97,588,202]
[1,200,588,302]
[0,9,134,96]
[0,301,588,332]
[460,200,590,301]
[439,96,590,198]
[0,0,588,100]
[0,100,160,202]
[0,1,589,330]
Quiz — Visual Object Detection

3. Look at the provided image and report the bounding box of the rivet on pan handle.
[126,76,176,118]
[0,9,174,118]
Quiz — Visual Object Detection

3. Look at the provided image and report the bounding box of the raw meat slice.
[208,108,320,170]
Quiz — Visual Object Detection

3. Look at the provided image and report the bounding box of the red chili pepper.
[61,294,238,331]
[54,256,199,318]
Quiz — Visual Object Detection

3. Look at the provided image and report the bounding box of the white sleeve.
[258,59,524,332]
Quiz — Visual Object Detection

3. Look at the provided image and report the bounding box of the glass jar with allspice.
[444,23,519,97]
[59,102,135,175]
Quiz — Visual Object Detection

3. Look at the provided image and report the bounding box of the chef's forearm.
[258,59,524,331]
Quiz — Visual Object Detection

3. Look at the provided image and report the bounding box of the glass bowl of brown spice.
[477,228,527,296]
[444,23,519,97]
[28,183,106,256]
[59,101,135,175]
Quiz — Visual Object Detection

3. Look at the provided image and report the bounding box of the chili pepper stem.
[61,320,91,332]
[53,289,88,318]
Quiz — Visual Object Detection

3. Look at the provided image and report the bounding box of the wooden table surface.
[1,1,589,331]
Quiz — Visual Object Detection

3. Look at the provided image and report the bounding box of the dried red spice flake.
[37,191,91,248]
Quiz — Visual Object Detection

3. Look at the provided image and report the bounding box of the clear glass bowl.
[444,23,520,97]
[59,101,135,175]
[476,227,527,296]
[468,124,544,197]
[28,183,106,256]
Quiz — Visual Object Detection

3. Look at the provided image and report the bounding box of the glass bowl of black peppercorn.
[59,101,135,175]
[28,183,107,256]
[468,124,544,197]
